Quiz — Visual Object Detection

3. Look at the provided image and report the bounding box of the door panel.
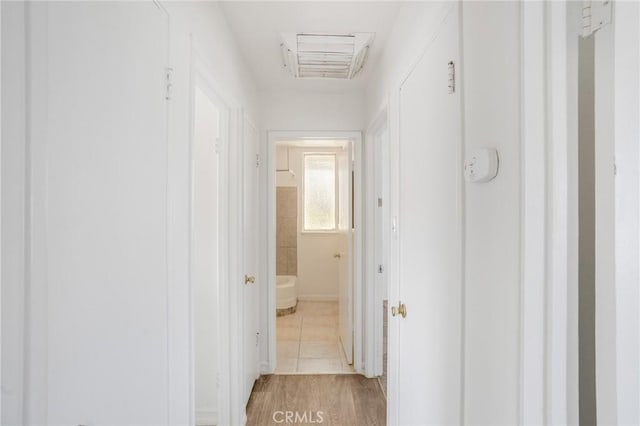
[337,146,353,364]
[43,2,169,424]
[394,7,462,425]
[242,119,260,405]
[193,86,222,426]
[374,124,389,377]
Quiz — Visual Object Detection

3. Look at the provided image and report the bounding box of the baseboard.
[260,360,272,375]
[196,408,218,426]
[297,295,338,302]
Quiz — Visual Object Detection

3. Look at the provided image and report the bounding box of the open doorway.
[266,131,364,375]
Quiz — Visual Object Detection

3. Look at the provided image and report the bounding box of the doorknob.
[391,302,407,318]
[397,302,407,318]
[244,275,255,284]
[333,253,341,259]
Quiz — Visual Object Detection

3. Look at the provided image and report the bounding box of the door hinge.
[447,61,455,94]
[378,264,384,274]
[256,331,260,347]
[256,154,261,168]
[378,197,383,207]
[165,67,174,100]
[581,0,612,37]
[215,138,220,154]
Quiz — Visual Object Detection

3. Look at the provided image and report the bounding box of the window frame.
[301,152,339,233]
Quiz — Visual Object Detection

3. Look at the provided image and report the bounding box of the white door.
[337,145,353,364]
[392,6,462,425]
[374,124,389,376]
[42,2,170,424]
[241,119,260,405]
[192,85,223,426]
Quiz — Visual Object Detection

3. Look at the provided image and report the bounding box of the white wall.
[461,3,522,424]
[1,2,260,424]
[365,2,449,121]
[261,90,364,131]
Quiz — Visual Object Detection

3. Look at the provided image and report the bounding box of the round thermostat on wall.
[464,148,499,183]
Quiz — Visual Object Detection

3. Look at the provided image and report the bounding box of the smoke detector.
[280,32,374,79]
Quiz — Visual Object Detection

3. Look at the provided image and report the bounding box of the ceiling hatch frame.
[280,32,375,80]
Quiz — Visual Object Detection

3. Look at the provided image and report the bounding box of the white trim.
[24,3,49,423]
[0,2,3,422]
[195,408,218,426]
[352,132,364,373]
[155,5,171,424]
[519,2,576,425]
[593,11,618,426]
[547,2,573,424]
[565,3,582,425]
[297,295,339,302]
[265,130,364,375]
[228,106,246,426]
[520,3,547,424]
[364,101,390,379]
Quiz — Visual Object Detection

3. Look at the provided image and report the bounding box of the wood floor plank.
[245,374,386,426]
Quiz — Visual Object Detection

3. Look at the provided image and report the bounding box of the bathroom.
[274,139,354,374]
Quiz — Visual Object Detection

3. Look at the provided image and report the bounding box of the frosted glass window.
[304,154,336,231]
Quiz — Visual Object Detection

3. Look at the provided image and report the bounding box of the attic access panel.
[280,32,374,79]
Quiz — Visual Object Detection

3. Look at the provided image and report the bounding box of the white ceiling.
[219,1,402,92]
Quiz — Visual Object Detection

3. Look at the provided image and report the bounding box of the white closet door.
[392,6,463,425]
[242,118,260,405]
[42,2,169,424]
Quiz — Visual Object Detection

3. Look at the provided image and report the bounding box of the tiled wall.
[276,187,297,275]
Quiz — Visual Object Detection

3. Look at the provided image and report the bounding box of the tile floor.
[275,301,355,374]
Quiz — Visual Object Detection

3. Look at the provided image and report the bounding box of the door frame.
[187,35,243,426]
[0,3,4,422]
[264,130,364,374]
[520,3,579,424]
[364,102,390,378]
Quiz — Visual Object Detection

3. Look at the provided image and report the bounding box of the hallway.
[246,375,386,426]
[2,1,640,425]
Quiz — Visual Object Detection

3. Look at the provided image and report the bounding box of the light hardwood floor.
[246,374,386,425]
